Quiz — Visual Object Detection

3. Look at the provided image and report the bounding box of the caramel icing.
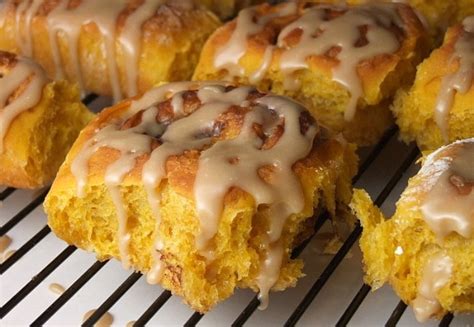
[0,55,48,154]
[71,122,158,269]
[278,4,401,121]
[420,139,474,240]
[434,16,474,141]
[71,82,318,306]
[412,252,453,322]
[214,2,297,81]
[213,3,403,121]
[119,0,163,97]
[15,0,43,57]
[47,0,127,100]
[14,0,166,101]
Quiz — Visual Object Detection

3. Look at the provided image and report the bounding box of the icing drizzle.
[212,3,403,121]
[214,2,298,81]
[409,138,474,321]
[434,16,474,142]
[70,82,318,306]
[0,53,48,154]
[12,0,167,101]
[420,139,474,240]
[412,252,453,322]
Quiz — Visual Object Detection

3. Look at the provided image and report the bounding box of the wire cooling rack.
[0,94,473,326]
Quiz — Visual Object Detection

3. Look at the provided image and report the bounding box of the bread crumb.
[83,309,113,327]
[1,249,15,263]
[0,234,12,253]
[48,283,66,295]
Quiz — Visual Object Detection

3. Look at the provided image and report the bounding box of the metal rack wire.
[0,95,471,326]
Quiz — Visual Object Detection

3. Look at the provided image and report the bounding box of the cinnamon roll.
[44,82,358,312]
[352,138,474,322]
[193,1,430,145]
[393,16,474,151]
[0,50,92,189]
[0,0,221,102]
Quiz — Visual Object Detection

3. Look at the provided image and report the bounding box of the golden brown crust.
[0,0,221,98]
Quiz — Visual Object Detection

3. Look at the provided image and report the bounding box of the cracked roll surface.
[0,50,93,189]
[393,17,474,151]
[352,138,474,322]
[44,82,358,312]
[0,0,221,102]
[193,1,430,145]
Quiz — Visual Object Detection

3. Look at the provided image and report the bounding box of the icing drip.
[249,45,273,84]
[119,0,163,97]
[71,82,317,306]
[420,140,474,240]
[412,253,453,323]
[71,108,161,269]
[47,0,127,101]
[144,85,254,280]
[277,4,401,120]
[15,0,43,56]
[213,3,403,121]
[193,94,317,306]
[434,16,474,142]
[14,0,168,101]
[0,55,48,154]
[214,2,297,82]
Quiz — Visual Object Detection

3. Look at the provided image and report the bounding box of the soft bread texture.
[0,51,93,189]
[351,151,474,319]
[392,22,474,151]
[44,84,358,312]
[318,0,474,39]
[193,1,430,145]
[0,0,221,99]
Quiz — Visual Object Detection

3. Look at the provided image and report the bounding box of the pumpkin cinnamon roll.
[0,0,221,102]
[352,138,474,322]
[44,82,358,312]
[0,50,92,189]
[393,17,474,151]
[193,1,430,145]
